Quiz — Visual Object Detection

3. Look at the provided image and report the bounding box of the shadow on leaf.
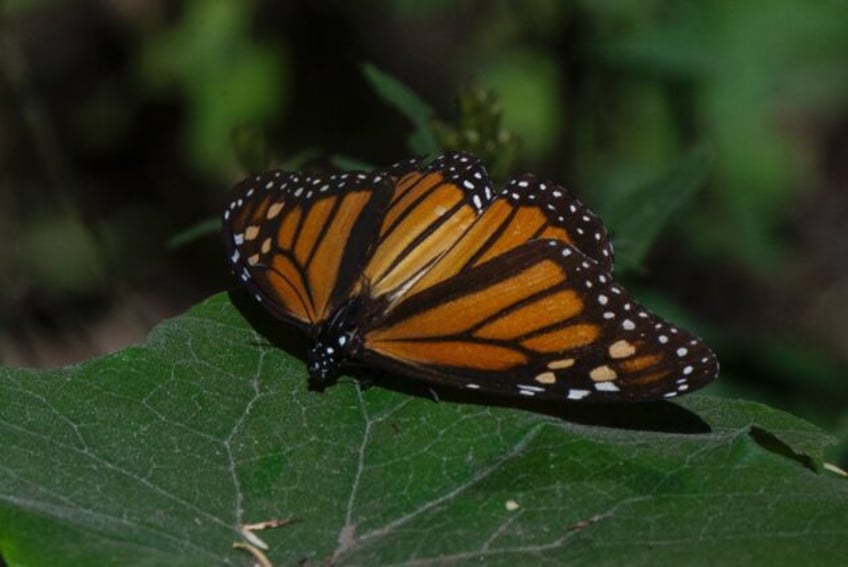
[748,426,818,473]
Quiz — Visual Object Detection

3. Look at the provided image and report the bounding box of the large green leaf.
[1,293,845,565]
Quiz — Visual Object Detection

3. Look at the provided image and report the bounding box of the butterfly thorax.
[307,296,366,389]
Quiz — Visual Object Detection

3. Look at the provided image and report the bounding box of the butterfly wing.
[363,239,717,401]
[224,170,392,329]
[224,152,718,401]
[361,153,497,300]
[358,155,716,401]
[501,173,615,270]
[222,152,494,329]
[363,153,614,300]
[392,170,616,302]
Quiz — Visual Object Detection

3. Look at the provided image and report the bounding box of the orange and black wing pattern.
[386,169,616,304]
[224,151,718,401]
[363,239,717,401]
[223,169,392,330]
[361,153,496,301]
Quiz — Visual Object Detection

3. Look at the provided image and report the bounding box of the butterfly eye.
[224,152,718,402]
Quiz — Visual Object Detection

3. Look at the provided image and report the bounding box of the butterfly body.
[224,152,718,402]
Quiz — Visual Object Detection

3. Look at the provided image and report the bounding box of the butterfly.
[223,152,718,402]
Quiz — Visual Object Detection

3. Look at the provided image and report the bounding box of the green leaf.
[278,148,321,171]
[168,217,221,249]
[362,63,440,156]
[330,155,376,172]
[2,293,846,565]
[601,146,713,273]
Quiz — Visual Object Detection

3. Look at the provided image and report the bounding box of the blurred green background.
[2,0,847,464]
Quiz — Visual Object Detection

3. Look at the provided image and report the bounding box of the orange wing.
[224,170,392,328]
[362,239,718,401]
[226,153,613,327]
[388,172,615,307]
[361,153,496,300]
[362,154,614,305]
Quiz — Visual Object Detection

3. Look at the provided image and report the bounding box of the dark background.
[2,0,847,463]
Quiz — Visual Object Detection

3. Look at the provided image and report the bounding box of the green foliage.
[139,0,286,174]
[383,0,461,17]
[3,0,58,13]
[362,63,522,179]
[361,63,440,156]
[476,49,563,162]
[21,212,106,294]
[433,87,521,183]
[330,155,376,172]
[168,218,221,249]
[1,294,846,564]
[230,122,271,174]
[581,0,848,271]
[599,146,713,273]
[358,65,705,272]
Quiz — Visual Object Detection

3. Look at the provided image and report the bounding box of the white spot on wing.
[567,389,591,400]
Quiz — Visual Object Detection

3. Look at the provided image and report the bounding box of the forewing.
[362,152,496,299]
[395,173,615,302]
[501,174,614,270]
[224,170,391,328]
[363,240,717,402]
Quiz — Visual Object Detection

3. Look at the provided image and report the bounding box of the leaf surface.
[1,294,845,565]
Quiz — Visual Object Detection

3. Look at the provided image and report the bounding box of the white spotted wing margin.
[503,173,615,272]
[361,239,718,402]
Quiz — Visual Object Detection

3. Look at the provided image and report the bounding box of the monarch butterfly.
[224,152,717,402]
